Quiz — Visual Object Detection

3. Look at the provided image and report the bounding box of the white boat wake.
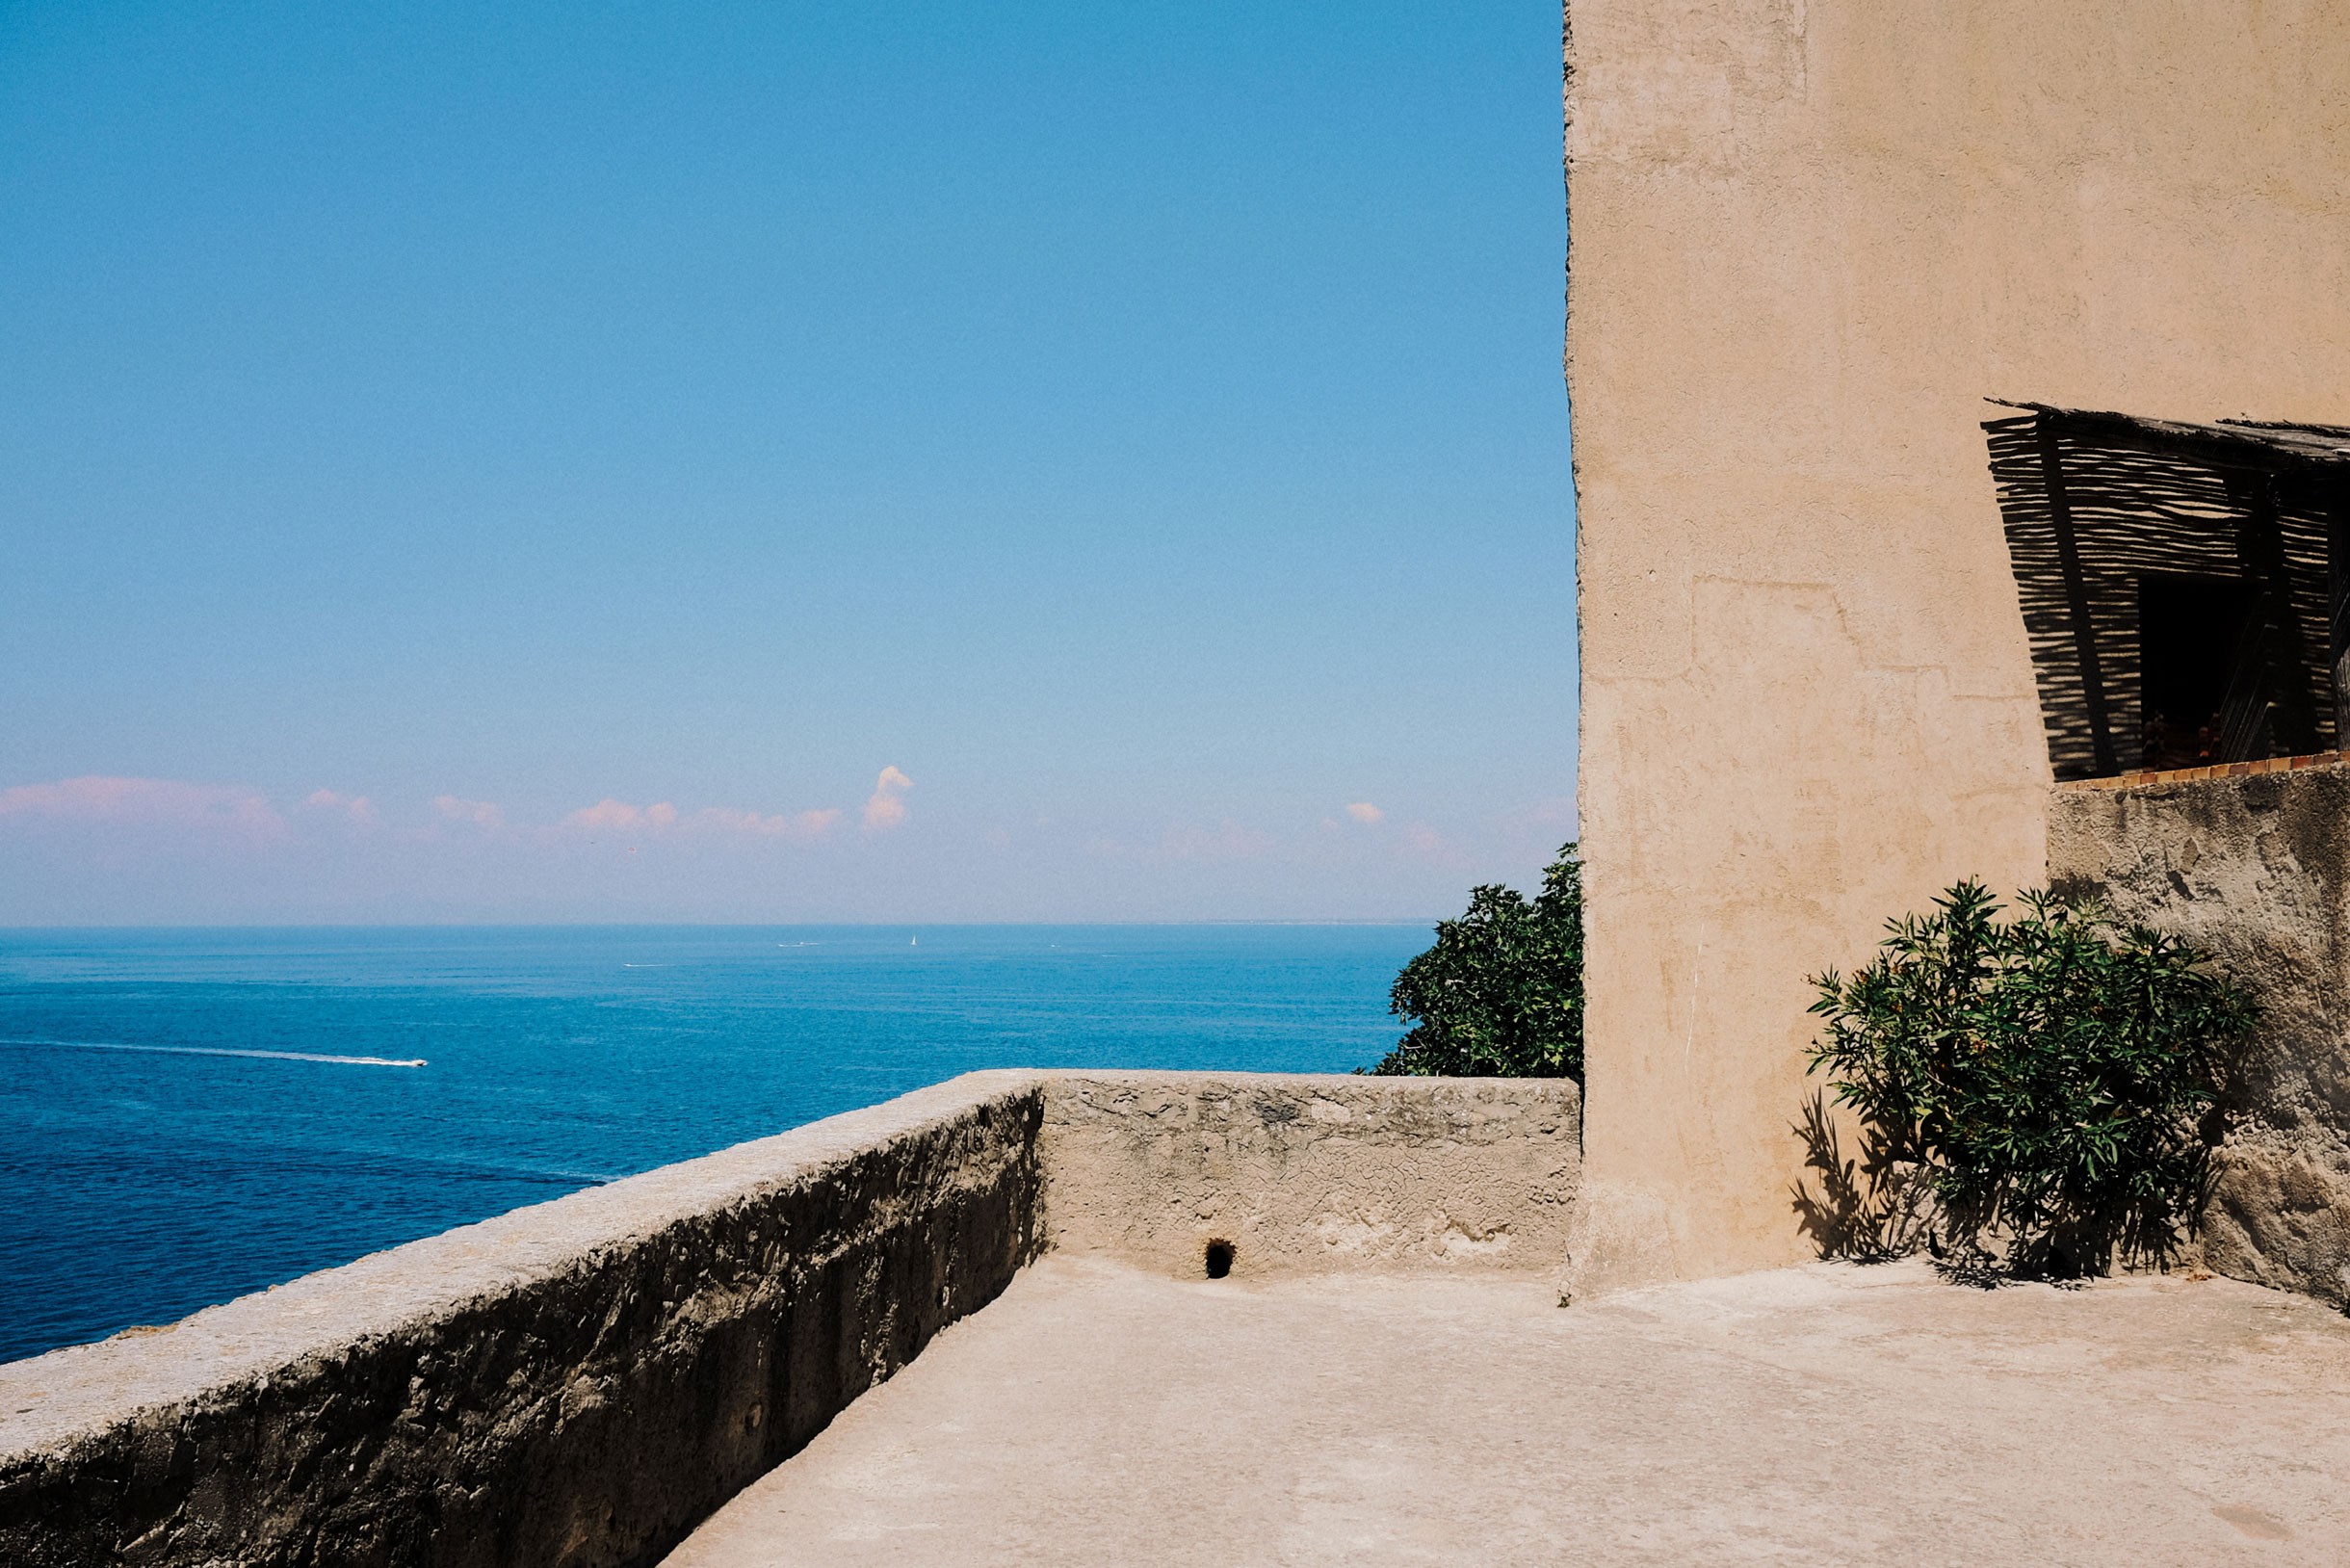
[0,1037,428,1068]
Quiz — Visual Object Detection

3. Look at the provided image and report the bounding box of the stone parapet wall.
[1040,1073,1581,1279]
[0,1071,1583,1567]
[2050,769,2350,1309]
[0,1072,1050,1568]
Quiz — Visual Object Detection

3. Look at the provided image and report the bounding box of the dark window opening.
[1203,1239,1233,1279]
[2138,574,2259,771]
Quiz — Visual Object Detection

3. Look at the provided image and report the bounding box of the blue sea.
[0,925,1428,1365]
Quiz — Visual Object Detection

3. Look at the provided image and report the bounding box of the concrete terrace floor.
[663,1255,2350,1568]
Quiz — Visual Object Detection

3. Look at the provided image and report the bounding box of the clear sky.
[0,1,1573,924]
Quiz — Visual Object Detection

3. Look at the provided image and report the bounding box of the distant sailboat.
[910,936,918,946]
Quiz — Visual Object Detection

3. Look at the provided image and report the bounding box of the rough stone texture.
[1039,1074,1580,1280]
[663,1254,2350,1567]
[0,1072,1582,1566]
[1566,0,2350,1295]
[2050,767,2350,1309]
[0,1073,1049,1568]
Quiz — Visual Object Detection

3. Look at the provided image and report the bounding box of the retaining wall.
[2050,766,2350,1309]
[0,1070,1581,1567]
[1043,1072,1580,1278]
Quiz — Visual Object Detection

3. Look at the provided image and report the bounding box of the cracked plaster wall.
[1564,0,2350,1294]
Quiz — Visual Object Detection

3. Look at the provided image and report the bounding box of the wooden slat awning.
[1992,400,2350,476]
[1985,401,2350,782]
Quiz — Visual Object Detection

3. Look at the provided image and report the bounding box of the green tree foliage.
[1807,879,2255,1278]
[1365,843,1583,1080]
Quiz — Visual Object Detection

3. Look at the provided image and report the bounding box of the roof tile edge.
[2055,751,2348,792]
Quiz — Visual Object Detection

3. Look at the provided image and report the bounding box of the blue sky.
[0,1,1573,923]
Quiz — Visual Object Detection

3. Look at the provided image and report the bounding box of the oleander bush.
[1806,879,2255,1279]
[1364,842,1582,1081]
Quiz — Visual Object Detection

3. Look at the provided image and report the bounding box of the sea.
[0,924,1429,1365]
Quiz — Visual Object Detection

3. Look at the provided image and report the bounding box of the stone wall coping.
[0,1068,1046,1463]
[1039,1068,1577,1106]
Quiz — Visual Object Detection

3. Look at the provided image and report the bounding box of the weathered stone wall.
[1040,1073,1580,1280]
[0,1072,1049,1568]
[1565,0,2350,1296]
[0,1071,1584,1566]
[2050,769,2350,1308]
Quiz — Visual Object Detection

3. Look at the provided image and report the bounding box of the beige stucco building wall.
[1563,1,2350,1294]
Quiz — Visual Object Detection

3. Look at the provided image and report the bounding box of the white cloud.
[693,805,842,841]
[0,776,284,840]
[1345,801,1384,824]
[559,798,843,843]
[432,795,505,829]
[864,766,912,831]
[561,798,677,833]
[303,789,378,825]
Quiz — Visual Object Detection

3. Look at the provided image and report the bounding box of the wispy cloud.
[1083,819,1280,862]
[693,805,842,841]
[555,798,841,843]
[864,766,912,831]
[1504,796,1580,837]
[562,798,677,832]
[1159,818,1277,861]
[302,789,378,825]
[0,776,284,839]
[1345,801,1384,824]
[431,795,505,829]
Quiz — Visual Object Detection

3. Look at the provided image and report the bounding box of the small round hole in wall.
[1203,1240,1234,1279]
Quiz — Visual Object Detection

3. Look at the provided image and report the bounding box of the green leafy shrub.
[1364,842,1582,1080]
[1806,879,2255,1279]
